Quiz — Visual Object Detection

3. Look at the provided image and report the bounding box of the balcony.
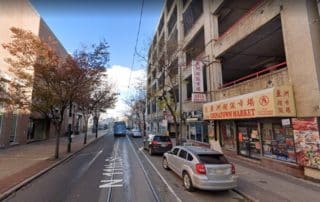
[216,67,290,101]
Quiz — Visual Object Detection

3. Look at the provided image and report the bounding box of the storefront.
[203,86,313,176]
[219,118,296,162]
[185,110,209,145]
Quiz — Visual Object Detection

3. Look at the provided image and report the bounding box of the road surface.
[4,133,245,202]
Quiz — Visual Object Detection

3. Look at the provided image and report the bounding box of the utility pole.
[67,101,72,153]
[179,63,183,145]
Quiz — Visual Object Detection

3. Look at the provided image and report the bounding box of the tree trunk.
[173,116,180,145]
[83,116,88,144]
[142,111,146,137]
[136,112,142,135]
[45,118,51,139]
[54,124,61,159]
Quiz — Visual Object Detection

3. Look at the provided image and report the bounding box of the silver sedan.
[163,146,238,191]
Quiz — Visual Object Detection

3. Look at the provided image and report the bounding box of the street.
[4,133,245,202]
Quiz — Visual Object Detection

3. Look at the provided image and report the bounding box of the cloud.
[103,65,145,119]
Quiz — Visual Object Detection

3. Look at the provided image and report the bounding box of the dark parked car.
[143,135,173,155]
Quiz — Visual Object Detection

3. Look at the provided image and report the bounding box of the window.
[216,0,260,36]
[188,122,208,143]
[187,153,193,161]
[151,99,156,113]
[198,154,229,164]
[158,74,165,89]
[262,121,296,163]
[159,34,165,54]
[185,27,205,65]
[179,149,188,159]
[167,28,178,59]
[183,0,203,35]
[166,0,174,12]
[186,76,192,100]
[152,69,156,80]
[147,103,150,114]
[153,136,170,142]
[172,148,180,155]
[182,0,189,8]
[220,121,236,151]
[10,113,17,143]
[158,15,164,33]
[167,6,177,35]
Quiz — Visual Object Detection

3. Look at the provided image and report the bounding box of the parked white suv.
[163,146,238,191]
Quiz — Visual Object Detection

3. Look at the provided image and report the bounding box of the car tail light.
[152,141,159,145]
[231,163,235,174]
[195,163,206,175]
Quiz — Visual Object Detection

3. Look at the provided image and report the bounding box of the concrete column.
[281,0,320,117]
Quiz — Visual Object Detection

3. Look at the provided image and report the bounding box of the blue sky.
[30,0,163,118]
[30,0,162,69]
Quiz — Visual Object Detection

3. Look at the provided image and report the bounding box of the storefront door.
[237,122,261,159]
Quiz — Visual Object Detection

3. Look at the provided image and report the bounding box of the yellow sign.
[203,86,296,120]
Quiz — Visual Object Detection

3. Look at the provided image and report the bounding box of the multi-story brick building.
[0,0,72,148]
[146,0,320,180]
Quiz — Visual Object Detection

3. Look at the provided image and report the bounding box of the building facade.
[147,0,320,180]
[0,0,71,148]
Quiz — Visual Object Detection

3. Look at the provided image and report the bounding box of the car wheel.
[183,172,194,192]
[149,147,153,156]
[162,158,170,170]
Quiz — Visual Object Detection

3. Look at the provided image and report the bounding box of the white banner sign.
[192,60,204,93]
[192,93,207,102]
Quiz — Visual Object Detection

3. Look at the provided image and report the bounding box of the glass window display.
[262,121,296,163]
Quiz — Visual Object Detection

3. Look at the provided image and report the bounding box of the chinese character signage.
[293,117,320,169]
[191,60,204,93]
[192,93,206,102]
[203,86,296,120]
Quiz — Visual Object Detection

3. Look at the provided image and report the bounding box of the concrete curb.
[0,134,105,201]
[232,188,259,202]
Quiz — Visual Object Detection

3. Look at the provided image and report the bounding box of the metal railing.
[221,61,287,88]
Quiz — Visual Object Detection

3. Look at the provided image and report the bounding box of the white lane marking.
[103,168,123,172]
[103,172,123,176]
[99,139,124,191]
[126,136,160,202]
[99,179,123,188]
[128,137,182,202]
[88,149,103,167]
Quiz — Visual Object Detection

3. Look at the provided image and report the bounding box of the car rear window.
[153,136,170,142]
[198,154,229,164]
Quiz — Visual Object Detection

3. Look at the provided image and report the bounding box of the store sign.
[281,118,291,126]
[191,60,204,93]
[203,86,296,120]
[192,93,206,102]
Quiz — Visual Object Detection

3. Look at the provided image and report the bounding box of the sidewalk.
[171,138,320,201]
[0,130,107,195]
[229,156,320,202]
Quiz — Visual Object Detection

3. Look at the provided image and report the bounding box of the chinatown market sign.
[203,86,296,120]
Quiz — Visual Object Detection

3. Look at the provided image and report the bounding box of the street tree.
[2,27,83,158]
[73,43,117,144]
[124,73,147,136]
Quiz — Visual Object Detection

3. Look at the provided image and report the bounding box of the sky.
[30,0,163,119]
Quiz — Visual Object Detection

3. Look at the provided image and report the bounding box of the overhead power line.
[128,0,145,88]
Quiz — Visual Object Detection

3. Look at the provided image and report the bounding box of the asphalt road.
[4,133,246,202]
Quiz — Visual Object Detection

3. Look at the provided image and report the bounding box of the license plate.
[210,169,224,175]
[161,143,167,147]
